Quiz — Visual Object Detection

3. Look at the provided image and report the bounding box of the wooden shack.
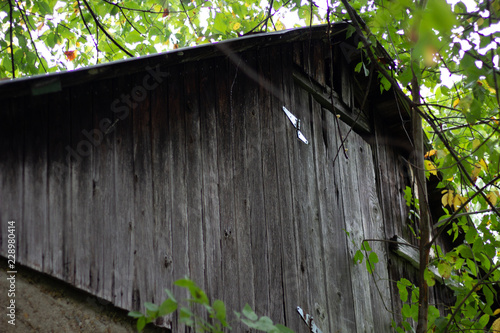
[0,23,449,332]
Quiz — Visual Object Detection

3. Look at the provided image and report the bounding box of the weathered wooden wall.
[0,26,450,332]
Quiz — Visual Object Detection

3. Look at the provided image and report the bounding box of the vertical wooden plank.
[307,97,330,332]
[373,119,411,324]
[168,65,190,331]
[184,63,206,293]
[131,72,155,308]
[293,42,302,67]
[199,58,223,302]
[278,44,302,331]
[112,74,135,310]
[289,46,312,313]
[322,108,358,332]
[356,137,393,331]
[91,79,116,301]
[23,94,48,270]
[310,102,346,332]
[215,57,240,320]
[230,52,256,313]
[150,70,174,313]
[260,46,285,325]
[312,40,326,86]
[0,98,24,261]
[338,122,375,333]
[242,49,270,316]
[290,66,328,331]
[47,90,71,280]
[70,85,93,291]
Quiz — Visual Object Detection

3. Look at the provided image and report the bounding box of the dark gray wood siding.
[0,26,450,332]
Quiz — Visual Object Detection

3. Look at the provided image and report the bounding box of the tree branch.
[81,0,133,57]
[8,0,15,78]
[443,261,500,332]
[15,0,46,73]
[180,0,199,38]
[76,0,99,62]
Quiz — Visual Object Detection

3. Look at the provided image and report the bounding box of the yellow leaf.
[479,158,488,172]
[479,79,497,94]
[424,160,438,176]
[424,149,437,158]
[454,194,467,210]
[453,98,460,108]
[487,192,498,207]
[275,18,285,31]
[492,317,500,332]
[472,139,481,150]
[471,164,481,182]
[493,308,500,316]
[442,190,453,207]
[153,4,162,12]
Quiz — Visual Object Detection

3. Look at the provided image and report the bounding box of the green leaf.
[379,74,391,93]
[437,261,452,279]
[366,251,378,274]
[428,305,440,326]
[402,303,412,318]
[128,311,145,318]
[242,303,259,321]
[179,307,195,326]
[137,316,147,332]
[397,280,409,302]
[38,1,53,15]
[212,300,229,326]
[353,249,364,264]
[478,313,489,328]
[275,324,294,333]
[110,4,119,16]
[434,316,448,332]
[213,13,227,34]
[466,258,477,276]
[424,267,435,287]
[144,302,159,312]
[126,30,144,44]
[355,62,363,73]
[158,298,177,316]
[165,288,177,303]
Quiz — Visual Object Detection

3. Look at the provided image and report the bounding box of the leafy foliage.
[128,277,292,332]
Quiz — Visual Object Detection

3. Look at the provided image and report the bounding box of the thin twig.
[81,0,133,57]
[76,0,99,60]
[180,0,199,38]
[8,0,15,78]
[443,262,500,332]
[326,6,348,163]
[15,1,46,73]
